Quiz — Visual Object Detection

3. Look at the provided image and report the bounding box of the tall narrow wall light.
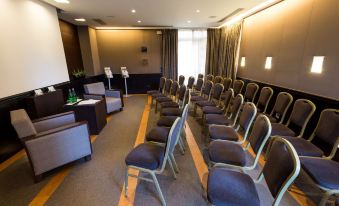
[311,56,324,74]
[265,57,272,69]
[240,57,246,67]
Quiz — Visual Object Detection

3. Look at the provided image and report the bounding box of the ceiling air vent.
[92,19,107,25]
[218,8,244,23]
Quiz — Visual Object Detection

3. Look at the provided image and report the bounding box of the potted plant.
[72,69,86,80]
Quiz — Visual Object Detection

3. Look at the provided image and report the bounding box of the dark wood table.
[64,99,107,135]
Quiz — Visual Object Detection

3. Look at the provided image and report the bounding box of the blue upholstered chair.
[256,87,274,114]
[271,99,316,137]
[207,137,300,206]
[208,102,257,143]
[190,78,204,97]
[194,83,224,117]
[205,94,243,127]
[233,79,244,96]
[178,75,185,86]
[147,76,166,96]
[125,118,181,206]
[267,92,293,123]
[208,115,271,171]
[202,88,234,119]
[243,83,259,103]
[284,109,339,158]
[155,81,179,113]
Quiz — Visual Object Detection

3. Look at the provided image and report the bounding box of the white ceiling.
[41,0,267,28]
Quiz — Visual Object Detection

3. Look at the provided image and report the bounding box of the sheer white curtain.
[178,29,207,84]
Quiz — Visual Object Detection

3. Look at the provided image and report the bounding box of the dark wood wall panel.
[58,19,83,78]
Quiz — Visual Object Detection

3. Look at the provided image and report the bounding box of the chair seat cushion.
[301,158,339,190]
[284,136,323,157]
[207,168,260,206]
[267,115,278,123]
[152,93,165,98]
[271,123,296,137]
[203,106,223,115]
[208,141,246,166]
[190,96,205,102]
[196,101,217,107]
[206,114,232,126]
[209,125,239,141]
[106,97,122,113]
[157,97,173,103]
[190,91,200,96]
[147,90,159,95]
[160,101,179,108]
[161,108,182,116]
[157,116,177,127]
[145,127,170,143]
[125,143,165,170]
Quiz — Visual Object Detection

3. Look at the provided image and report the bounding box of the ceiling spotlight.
[131,9,136,13]
[75,18,86,22]
[187,20,191,23]
[54,0,70,3]
[137,20,142,23]
[196,9,200,13]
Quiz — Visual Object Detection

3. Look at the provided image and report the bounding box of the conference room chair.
[208,102,257,144]
[187,76,195,89]
[194,83,224,117]
[208,114,271,171]
[10,109,92,182]
[207,137,300,206]
[205,94,243,128]
[147,76,166,96]
[160,89,189,117]
[198,73,204,79]
[202,88,234,118]
[178,75,185,86]
[152,79,172,105]
[267,92,293,123]
[190,78,204,97]
[256,87,274,113]
[220,77,232,100]
[206,74,214,82]
[155,81,179,113]
[190,80,213,108]
[270,99,316,137]
[125,118,181,206]
[158,85,186,113]
[233,79,244,96]
[83,82,123,113]
[243,82,259,102]
[213,75,223,84]
[300,157,339,206]
[284,109,339,158]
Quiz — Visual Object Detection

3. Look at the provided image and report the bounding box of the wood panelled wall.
[58,19,83,78]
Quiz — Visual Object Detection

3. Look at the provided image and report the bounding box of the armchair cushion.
[84,82,105,95]
[105,90,121,98]
[32,111,76,133]
[10,109,37,139]
[106,97,122,113]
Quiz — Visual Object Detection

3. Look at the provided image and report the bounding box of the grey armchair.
[10,109,92,182]
[83,82,123,113]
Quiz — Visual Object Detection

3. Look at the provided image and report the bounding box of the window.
[178,29,207,84]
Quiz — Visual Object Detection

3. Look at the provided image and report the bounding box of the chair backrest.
[178,75,185,86]
[244,83,259,102]
[198,74,204,79]
[159,77,166,91]
[10,109,37,139]
[229,94,244,124]
[311,109,339,158]
[222,78,232,91]
[233,80,244,96]
[262,137,300,205]
[203,80,213,97]
[223,89,234,114]
[177,85,187,102]
[187,76,195,89]
[256,87,273,113]
[214,76,223,84]
[211,83,224,101]
[164,79,173,94]
[170,81,179,96]
[180,105,190,134]
[237,102,257,141]
[270,92,293,123]
[84,82,105,95]
[286,99,316,137]
[164,117,182,157]
[195,78,204,92]
[206,74,214,82]
[248,115,272,155]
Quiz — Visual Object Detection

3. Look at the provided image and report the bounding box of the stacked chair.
[194,83,224,117]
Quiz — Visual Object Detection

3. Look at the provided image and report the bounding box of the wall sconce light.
[311,56,324,74]
[265,57,272,70]
[240,57,246,67]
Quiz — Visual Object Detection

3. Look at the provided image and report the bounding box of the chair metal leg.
[150,172,167,206]
[168,159,177,179]
[155,101,158,113]
[124,168,129,197]
[319,191,333,206]
[178,139,185,155]
[170,154,179,173]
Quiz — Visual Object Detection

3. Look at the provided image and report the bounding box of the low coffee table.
[64,99,107,135]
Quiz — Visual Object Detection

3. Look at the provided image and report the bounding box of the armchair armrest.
[105,89,124,107]
[83,94,104,100]
[24,121,92,176]
[32,111,76,133]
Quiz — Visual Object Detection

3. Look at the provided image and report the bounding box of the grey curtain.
[205,23,242,81]
[161,29,178,80]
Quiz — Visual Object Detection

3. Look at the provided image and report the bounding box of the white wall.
[0,0,69,99]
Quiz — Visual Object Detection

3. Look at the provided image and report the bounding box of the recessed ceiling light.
[54,0,69,3]
[196,9,200,13]
[75,18,86,22]
[131,9,136,13]
[137,20,142,23]
[187,20,191,23]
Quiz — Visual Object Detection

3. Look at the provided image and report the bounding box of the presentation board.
[0,0,69,99]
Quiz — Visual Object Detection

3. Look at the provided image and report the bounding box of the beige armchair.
[10,109,92,182]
